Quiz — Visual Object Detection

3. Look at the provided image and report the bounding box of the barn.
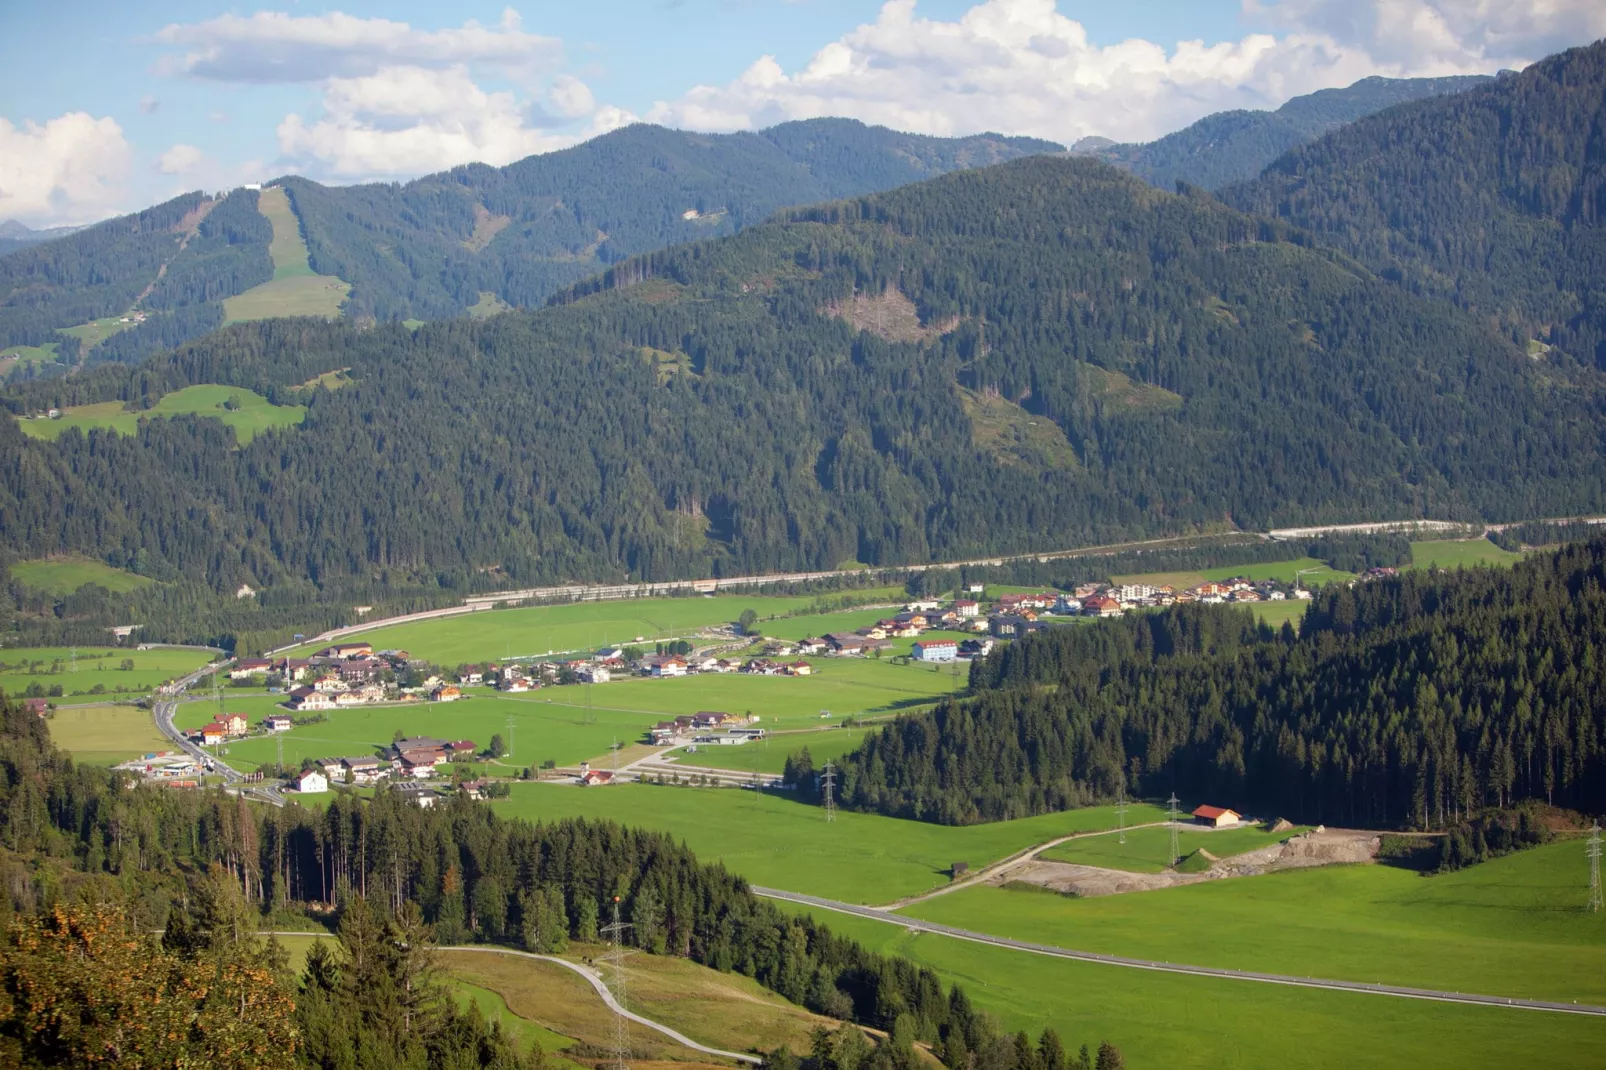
[1192,805,1241,827]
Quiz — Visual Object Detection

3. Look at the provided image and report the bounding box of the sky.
[2,0,1603,227]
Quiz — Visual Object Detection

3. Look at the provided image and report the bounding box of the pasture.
[0,645,214,700]
[904,839,1606,1004]
[1110,555,1354,591]
[673,724,879,775]
[16,385,305,445]
[498,783,1167,903]
[44,703,169,765]
[9,557,153,595]
[223,186,351,323]
[58,314,138,350]
[1409,539,1526,570]
[794,906,1605,1070]
[1038,822,1301,873]
[299,588,905,664]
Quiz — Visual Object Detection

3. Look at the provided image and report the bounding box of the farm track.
[755,887,1606,1016]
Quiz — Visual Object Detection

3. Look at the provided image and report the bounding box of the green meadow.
[1409,538,1526,570]
[58,314,138,350]
[223,186,350,323]
[1038,823,1302,873]
[9,557,153,595]
[497,784,1168,903]
[0,645,214,700]
[791,906,1605,1070]
[16,385,305,445]
[1110,555,1354,591]
[904,840,1606,1004]
[45,703,170,765]
[300,588,905,664]
[671,725,879,775]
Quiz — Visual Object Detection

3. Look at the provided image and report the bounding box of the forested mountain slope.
[3,156,1603,592]
[285,118,1060,322]
[0,220,87,259]
[1072,74,1488,191]
[1225,40,1606,370]
[831,537,1606,826]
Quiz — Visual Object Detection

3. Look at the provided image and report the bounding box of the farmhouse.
[295,769,328,794]
[1082,596,1123,618]
[341,756,384,784]
[825,633,866,654]
[198,724,227,745]
[912,639,958,662]
[431,684,462,702]
[216,712,248,736]
[23,697,49,717]
[325,642,373,659]
[578,667,611,683]
[229,657,272,680]
[287,687,335,712]
[392,782,440,808]
[263,714,293,732]
[1192,805,1241,827]
[580,770,616,786]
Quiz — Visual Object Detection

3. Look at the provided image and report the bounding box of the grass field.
[498,784,1167,903]
[16,385,305,445]
[1409,539,1526,570]
[1111,556,1353,591]
[298,589,906,664]
[9,557,153,595]
[58,314,138,350]
[452,981,581,1065]
[793,906,1605,1070]
[1,341,64,368]
[1038,823,1302,873]
[1246,598,1309,628]
[468,292,514,318]
[673,724,879,774]
[45,703,169,764]
[223,186,350,323]
[0,645,214,700]
[904,839,1606,1004]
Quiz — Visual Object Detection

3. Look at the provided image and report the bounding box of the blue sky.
[2,0,1602,226]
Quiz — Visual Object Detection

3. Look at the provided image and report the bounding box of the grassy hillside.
[1038,823,1300,873]
[1409,538,1526,570]
[9,557,153,595]
[222,187,350,323]
[16,384,305,444]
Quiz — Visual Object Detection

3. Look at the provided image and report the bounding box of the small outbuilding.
[1191,805,1241,827]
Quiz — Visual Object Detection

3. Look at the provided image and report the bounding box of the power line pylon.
[1116,791,1128,846]
[505,714,516,760]
[1167,792,1181,868]
[1588,821,1602,914]
[599,896,634,1070]
[821,763,836,822]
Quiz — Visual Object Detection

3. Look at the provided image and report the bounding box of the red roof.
[1192,805,1237,820]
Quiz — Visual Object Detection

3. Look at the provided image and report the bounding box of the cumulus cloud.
[153,7,561,84]
[645,0,1606,145]
[0,112,132,226]
[277,65,575,177]
[157,143,206,175]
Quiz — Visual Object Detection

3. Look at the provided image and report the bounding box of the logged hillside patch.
[825,286,958,343]
[1084,365,1184,414]
[463,203,512,252]
[959,388,1080,470]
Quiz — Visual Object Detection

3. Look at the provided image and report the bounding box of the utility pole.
[1167,792,1181,868]
[506,714,516,760]
[822,763,837,822]
[70,647,77,673]
[1117,791,1128,846]
[600,896,634,1070]
[1589,821,1602,914]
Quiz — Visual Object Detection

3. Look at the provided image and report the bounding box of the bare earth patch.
[463,204,512,252]
[824,286,959,343]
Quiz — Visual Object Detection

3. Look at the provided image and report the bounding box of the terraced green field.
[0,645,214,700]
[497,784,1166,903]
[9,557,153,595]
[1039,823,1302,873]
[1409,539,1526,570]
[16,385,305,444]
[905,840,1606,1004]
[793,906,1604,1070]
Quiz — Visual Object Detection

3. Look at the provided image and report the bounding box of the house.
[393,735,447,755]
[500,677,530,693]
[912,639,959,662]
[199,724,228,745]
[217,712,248,736]
[692,732,749,746]
[796,638,827,654]
[447,739,478,756]
[578,667,611,684]
[430,684,463,702]
[1082,596,1123,618]
[229,657,272,680]
[857,625,889,640]
[1231,589,1263,603]
[326,642,373,659]
[642,655,686,678]
[287,687,336,712]
[905,599,943,612]
[693,711,731,729]
[580,770,616,786]
[1113,584,1156,604]
[989,614,1039,638]
[398,752,443,778]
[23,697,49,717]
[1192,805,1241,828]
[953,600,980,618]
[787,660,813,676]
[274,657,313,681]
[458,667,486,686]
[649,723,682,746]
[295,769,328,794]
[392,782,440,808]
[263,714,293,732]
[341,756,384,784]
[337,658,384,683]
[312,675,347,694]
[959,638,994,658]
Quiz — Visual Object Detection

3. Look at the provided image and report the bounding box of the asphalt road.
[152,661,285,806]
[755,886,1606,1017]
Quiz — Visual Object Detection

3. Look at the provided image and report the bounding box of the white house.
[296,769,328,794]
[912,639,959,662]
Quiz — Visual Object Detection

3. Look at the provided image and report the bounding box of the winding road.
[152,660,285,806]
[753,887,1606,1017]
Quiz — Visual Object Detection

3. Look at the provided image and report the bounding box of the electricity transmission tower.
[1589,822,1602,914]
[1167,793,1181,868]
[505,715,516,760]
[821,763,837,822]
[1116,791,1128,845]
[600,896,634,1070]
[69,647,77,673]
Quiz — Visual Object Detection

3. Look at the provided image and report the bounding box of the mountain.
[285,118,1061,323]
[0,220,87,258]
[1224,41,1606,370]
[4,156,1601,592]
[1073,74,1489,191]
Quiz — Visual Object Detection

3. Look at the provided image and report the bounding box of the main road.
[753,886,1606,1017]
[152,659,285,806]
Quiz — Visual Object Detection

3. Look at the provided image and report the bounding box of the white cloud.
[549,75,596,120]
[277,65,575,177]
[157,143,207,175]
[645,0,1605,145]
[153,7,561,84]
[0,112,132,227]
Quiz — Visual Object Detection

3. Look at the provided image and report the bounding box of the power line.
[822,763,836,823]
[600,896,634,1070]
[1167,792,1181,868]
[505,715,516,760]
[1116,791,1128,846]
[1589,821,1602,914]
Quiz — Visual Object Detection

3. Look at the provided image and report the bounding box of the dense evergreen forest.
[0,696,1106,1068]
[5,157,1602,600]
[1076,73,1487,191]
[286,118,1058,322]
[1225,39,1606,370]
[825,538,1606,827]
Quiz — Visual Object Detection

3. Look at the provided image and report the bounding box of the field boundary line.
[755,888,1606,1015]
